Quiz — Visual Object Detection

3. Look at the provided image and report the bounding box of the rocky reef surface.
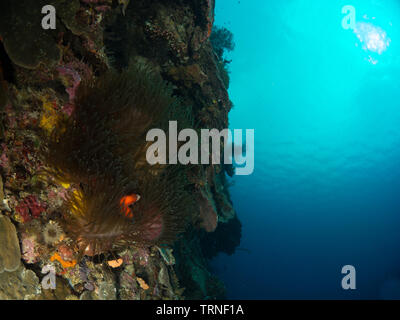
[0,0,241,300]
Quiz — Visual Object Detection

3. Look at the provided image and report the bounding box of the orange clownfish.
[120,194,140,219]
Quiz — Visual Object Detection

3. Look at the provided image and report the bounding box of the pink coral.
[57,60,94,116]
[57,66,82,116]
[57,66,81,102]
[48,187,68,202]
[21,235,40,264]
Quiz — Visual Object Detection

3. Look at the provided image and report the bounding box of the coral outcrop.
[0,215,21,273]
[0,0,241,300]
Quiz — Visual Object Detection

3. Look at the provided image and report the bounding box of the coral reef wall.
[0,0,241,300]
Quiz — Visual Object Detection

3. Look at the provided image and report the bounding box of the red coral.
[57,244,74,262]
[26,196,46,218]
[16,195,46,222]
[15,202,30,223]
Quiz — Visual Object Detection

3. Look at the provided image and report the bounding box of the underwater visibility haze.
[212,0,400,299]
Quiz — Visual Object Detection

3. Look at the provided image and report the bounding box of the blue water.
[211,0,400,299]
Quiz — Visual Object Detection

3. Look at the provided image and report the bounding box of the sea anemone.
[62,168,193,256]
[42,220,64,245]
[41,62,195,257]
[42,62,177,185]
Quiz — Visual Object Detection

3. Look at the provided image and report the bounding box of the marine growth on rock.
[0,0,240,300]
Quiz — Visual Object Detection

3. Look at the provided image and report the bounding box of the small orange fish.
[120,194,140,218]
